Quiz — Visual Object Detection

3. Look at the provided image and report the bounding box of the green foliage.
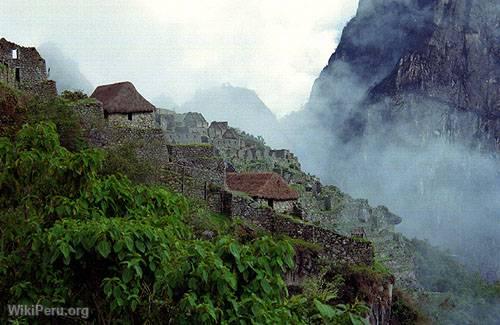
[60,90,88,102]
[0,82,27,138]
[347,264,390,283]
[290,273,370,325]
[287,237,323,252]
[390,289,428,325]
[25,96,86,151]
[0,122,372,324]
[409,238,500,324]
[100,141,154,183]
[412,238,492,295]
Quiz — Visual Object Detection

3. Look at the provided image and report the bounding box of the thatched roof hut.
[226,172,298,201]
[91,81,155,115]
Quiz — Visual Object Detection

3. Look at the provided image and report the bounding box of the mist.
[282,71,500,284]
[278,0,500,284]
[0,0,359,117]
[38,42,94,94]
[177,84,289,148]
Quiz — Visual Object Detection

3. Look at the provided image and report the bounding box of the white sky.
[0,0,358,117]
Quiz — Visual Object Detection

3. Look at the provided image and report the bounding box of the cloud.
[0,0,359,116]
[38,42,94,93]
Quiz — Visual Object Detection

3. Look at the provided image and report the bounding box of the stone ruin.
[0,38,56,99]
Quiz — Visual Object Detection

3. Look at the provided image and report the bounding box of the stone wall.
[72,101,170,183]
[285,246,320,290]
[161,144,226,212]
[22,80,58,99]
[72,103,227,212]
[106,112,156,129]
[89,126,170,179]
[0,39,56,99]
[273,200,295,214]
[71,100,106,133]
[229,195,374,266]
[167,144,216,162]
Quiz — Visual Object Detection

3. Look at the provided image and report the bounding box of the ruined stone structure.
[71,95,169,184]
[69,78,394,323]
[154,108,304,178]
[229,195,374,266]
[161,144,226,212]
[91,81,156,129]
[0,38,57,98]
[208,121,229,138]
[157,110,210,144]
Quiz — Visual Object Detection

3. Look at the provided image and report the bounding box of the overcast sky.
[0,0,358,117]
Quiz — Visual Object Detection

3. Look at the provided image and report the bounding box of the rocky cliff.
[282,0,500,283]
[308,0,499,151]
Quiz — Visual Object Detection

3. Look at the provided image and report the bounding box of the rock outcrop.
[308,0,499,152]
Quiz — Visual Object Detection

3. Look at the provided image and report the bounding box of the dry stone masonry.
[229,195,374,266]
[0,38,57,99]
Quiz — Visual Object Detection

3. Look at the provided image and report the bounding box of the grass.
[69,97,99,106]
[230,190,252,200]
[279,213,311,225]
[286,237,323,252]
[173,143,213,148]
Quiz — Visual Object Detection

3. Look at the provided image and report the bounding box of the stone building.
[183,112,208,130]
[213,127,241,149]
[226,172,299,213]
[208,121,229,138]
[221,128,240,147]
[156,109,211,144]
[156,108,177,130]
[0,38,56,98]
[91,81,156,129]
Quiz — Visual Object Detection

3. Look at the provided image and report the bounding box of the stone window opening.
[127,113,133,121]
[12,49,18,59]
[15,68,20,83]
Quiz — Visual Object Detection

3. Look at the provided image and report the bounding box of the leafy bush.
[26,96,86,151]
[390,289,428,325]
[0,82,27,138]
[100,141,153,183]
[291,272,370,324]
[60,90,88,102]
[0,122,370,324]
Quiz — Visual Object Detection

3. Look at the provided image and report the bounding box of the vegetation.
[60,90,88,102]
[100,141,153,184]
[0,82,27,138]
[390,289,429,325]
[409,239,500,324]
[25,95,86,151]
[0,120,370,323]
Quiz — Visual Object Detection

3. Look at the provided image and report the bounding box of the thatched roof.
[226,172,299,201]
[91,81,155,114]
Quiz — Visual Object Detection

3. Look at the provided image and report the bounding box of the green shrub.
[390,289,428,325]
[0,82,28,138]
[100,141,153,183]
[26,96,86,151]
[1,122,373,324]
[60,90,88,102]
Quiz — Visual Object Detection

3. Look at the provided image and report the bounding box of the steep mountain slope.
[282,0,500,283]
[309,0,499,151]
[180,84,282,146]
